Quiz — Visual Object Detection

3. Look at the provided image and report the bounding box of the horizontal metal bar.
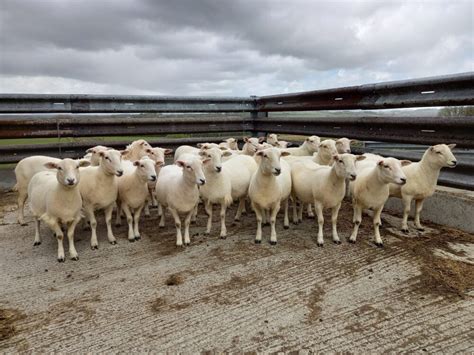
[0,94,256,113]
[257,72,474,111]
[0,114,253,138]
[253,116,474,148]
[351,147,474,190]
[0,136,242,164]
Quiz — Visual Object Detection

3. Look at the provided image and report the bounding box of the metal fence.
[1,72,473,189]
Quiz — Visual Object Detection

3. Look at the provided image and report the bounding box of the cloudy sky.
[0,0,472,96]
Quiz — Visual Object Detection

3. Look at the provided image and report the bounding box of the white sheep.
[84,145,111,166]
[174,143,221,161]
[266,133,279,146]
[283,135,321,156]
[276,140,292,148]
[336,138,353,154]
[389,144,457,232]
[155,154,206,246]
[249,147,292,245]
[121,139,152,161]
[14,155,62,225]
[349,156,410,247]
[219,138,239,150]
[292,154,365,246]
[198,148,234,238]
[115,157,160,242]
[79,149,124,249]
[313,140,338,165]
[28,158,90,262]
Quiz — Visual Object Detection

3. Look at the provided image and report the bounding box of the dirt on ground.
[0,190,473,352]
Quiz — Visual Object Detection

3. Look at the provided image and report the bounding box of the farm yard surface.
[0,191,473,353]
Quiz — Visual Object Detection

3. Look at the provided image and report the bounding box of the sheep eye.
[186,165,191,169]
[384,165,389,169]
[140,164,144,168]
[57,167,62,170]
[436,151,442,155]
[339,160,343,163]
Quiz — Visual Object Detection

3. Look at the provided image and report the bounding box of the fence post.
[250,95,268,139]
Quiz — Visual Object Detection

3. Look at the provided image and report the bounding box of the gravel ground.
[0,191,473,353]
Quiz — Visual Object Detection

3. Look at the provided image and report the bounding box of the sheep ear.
[258,137,265,143]
[378,160,384,166]
[281,151,291,157]
[198,150,207,157]
[243,137,250,143]
[219,146,229,151]
[99,151,106,157]
[401,160,412,166]
[332,154,339,160]
[133,161,140,166]
[140,141,146,146]
[156,161,164,167]
[222,151,233,157]
[120,149,129,156]
[256,150,265,156]
[86,148,95,153]
[176,160,185,168]
[164,149,174,155]
[335,141,342,146]
[429,146,435,152]
[44,162,59,169]
[78,159,91,168]
[448,144,456,150]
[202,158,211,164]
[197,143,204,148]
[355,155,366,161]
[145,148,152,153]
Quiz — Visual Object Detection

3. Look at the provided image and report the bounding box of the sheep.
[389,144,457,233]
[349,156,410,247]
[291,154,366,246]
[14,155,62,226]
[198,148,234,238]
[336,138,353,154]
[283,135,321,156]
[219,138,239,150]
[174,143,221,161]
[121,139,152,161]
[267,133,279,146]
[115,157,160,242]
[222,154,258,222]
[249,147,292,245]
[313,140,338,165]
[276,140,292,148]
[28,158,90,262]
[154,154,206,246]
[84,145,111,166]
[78,149,124,249]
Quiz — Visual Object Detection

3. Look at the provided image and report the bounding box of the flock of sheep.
[12,134,457,262]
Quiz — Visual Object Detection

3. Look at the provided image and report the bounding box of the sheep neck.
[329,165,345,187]
[99,162,116,178]
[366,167,389,193]
[418,152,442,184]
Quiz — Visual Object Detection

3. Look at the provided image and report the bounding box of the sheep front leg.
[48,220,65,262]
[159,209,166,228]
[183,209,193,245]
[331,202,342,244]
[314,202,324,247]
[104,205,117,245]
[269,202,280,245]
[298,203,304,223]
[283,199,290,229]
[292,196,299,224]
[67,216,80,260]
[307,203,314,218]
[144,202,150,217]
[115,200,122,227]
[349,204,362,244]
[204,200,212,235]
[158,203,163,217]
[168,207,183,247]
[219,202,227,239]
[414,199,425,231]
[401,195,412,233]
[254,205,263,244]
[234,197,245,222]
[85,205,99,250]
[133,204,144,240]
[373,206,384,247]
[121,204,135,242]
[17,190,28,226]
[33,217,41,246]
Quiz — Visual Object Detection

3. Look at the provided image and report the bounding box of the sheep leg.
[283,198,290,229]
[115,200,122,227]
[191,204,198,224]
[241,199,247,215]
[234,197,245,222]
[307,203,314,218]
[349,204,362,243]
[269,203,280,245]
[121,204,135,242]
[150,189,158,207]
[314,202,324,247]
[144,202,151,217]
[298,203,304,223]
[17,190,28,226]
[401,195,412,233]
[158,203,163,217]
[254,205,263,244]
[169,207,183,247]
[331,202,342,244]
[204,200,212,235]
[104,205,117,245]
[133,205,144,240]
[219,202,227,239]
[33,217,41,246]
[183,210,193,245]
[292,196,299,224]
[48,220,65,262]
[159,208,166,228]
[85,205,99,250]
[414,199,425,231]
[373,206,384,247]
[67,217,80,260]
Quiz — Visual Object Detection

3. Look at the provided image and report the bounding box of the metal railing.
[0,72,473,189]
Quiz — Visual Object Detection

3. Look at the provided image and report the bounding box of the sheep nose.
[150,175,157,182]
[350,174,356,180]
[67,178,75,185]
[199,178,206,185]
[216,166,222,172]
[116,170,123,177]
[451,160,457,166]
[275,168,281,174]
[400,177,407,184]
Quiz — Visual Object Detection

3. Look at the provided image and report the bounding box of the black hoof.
[374,242,384,248]
[220,236,227,240]
[401,228,409,233]
[317,243,324,248]
[33,241,41,246]
[417,228,425,232]
[57,257,65,263]
[269,241,277,246]
[128,239,135,243]
[71,256,79,261]
[191,221,196,225]
[333,240,341,245]
[110,241,117,245]
[284,225,289,229]
[293,222,299,225]
[135,235,141,241]
[232,222,237,226]
[348,239,356,244]
[255,240,262,244]
[91,245,98,250]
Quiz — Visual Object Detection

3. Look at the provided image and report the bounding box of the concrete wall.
[384,186,474,234]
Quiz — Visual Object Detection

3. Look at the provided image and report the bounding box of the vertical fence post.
[250,95,268,139]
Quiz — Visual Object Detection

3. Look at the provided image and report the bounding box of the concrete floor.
[0,192,473,352]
